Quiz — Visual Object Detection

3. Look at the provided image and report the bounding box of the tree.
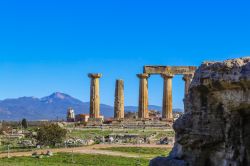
[0,122,11,135]
[21,118,28,129]
[36,123,67,146]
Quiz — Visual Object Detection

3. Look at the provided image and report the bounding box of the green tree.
[21,118,28,129]
[36,123,67,146]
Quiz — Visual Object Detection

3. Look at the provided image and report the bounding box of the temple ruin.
[87,65,196,125]
[139,66,197,121]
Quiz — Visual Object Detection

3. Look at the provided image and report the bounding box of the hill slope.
[0,92,182,120]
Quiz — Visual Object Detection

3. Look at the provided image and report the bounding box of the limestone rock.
[150,57,250,166]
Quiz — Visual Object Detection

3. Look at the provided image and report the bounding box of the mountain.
[0,92,183,121]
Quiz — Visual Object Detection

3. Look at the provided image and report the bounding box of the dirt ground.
[0,144,173,158]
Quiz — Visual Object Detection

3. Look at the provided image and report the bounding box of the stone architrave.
[137,73,150,119]
[162,74,174,120]
[88,73,102,118]
[114,80,124,120]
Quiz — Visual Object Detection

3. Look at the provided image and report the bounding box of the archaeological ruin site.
[1,57,250,166]
[60,57,250,166]
[1,1,248,165]
[86,65,196,127]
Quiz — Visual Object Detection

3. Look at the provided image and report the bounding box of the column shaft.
[137,74,149,119]
[183,74,193,97]
[89,73,102,118]
[162,74,173,120]
[183,74,193,113]
[114,80,124,120]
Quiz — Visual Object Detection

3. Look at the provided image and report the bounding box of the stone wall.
[150,57,250,166]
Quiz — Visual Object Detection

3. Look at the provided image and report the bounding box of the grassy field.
[100,147,171,159]
[0,146,33,154]
[68,128,174,140]
[0,152,149,166]
[68,129,112,139]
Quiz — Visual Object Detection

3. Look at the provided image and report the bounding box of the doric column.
[162,74,174,120]
[88,73,102,118]
[182,74,194,113]
[137,73,149,119]
[182,74,193,97]
[114,80,124,120]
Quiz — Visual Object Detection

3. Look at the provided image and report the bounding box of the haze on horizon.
[0,0,250,109]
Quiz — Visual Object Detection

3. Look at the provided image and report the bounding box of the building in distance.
[75,114,89,123]
[66,107,75,122]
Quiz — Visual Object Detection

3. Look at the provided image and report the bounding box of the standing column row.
[87,72,193,121]
[88,73,102,119]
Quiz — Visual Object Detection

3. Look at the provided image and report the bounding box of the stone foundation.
[111,119,172,128]
[87,118,103,126]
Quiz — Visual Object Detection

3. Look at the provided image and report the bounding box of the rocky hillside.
[151,57,250,166]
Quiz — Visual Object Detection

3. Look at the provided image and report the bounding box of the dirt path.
[74,149,138,158]
[0,144,173,158]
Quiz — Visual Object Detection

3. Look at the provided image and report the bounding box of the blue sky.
[0,0,250,108]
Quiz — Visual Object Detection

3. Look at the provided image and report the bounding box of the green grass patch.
[0,152,149,166]
[0,146,34,154]
[68,128,175,140]
[68,129,113,139]
[154,130,175,139]
[100,147,171,159]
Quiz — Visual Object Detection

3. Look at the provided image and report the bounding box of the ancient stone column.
[182,74,193,97]
[182,74,194,113]
[137,73,149,119]
[162,74,174,120]
[88,73,102,118]
[114,80,124,120]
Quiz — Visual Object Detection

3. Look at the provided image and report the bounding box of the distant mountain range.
[0,92,183,121]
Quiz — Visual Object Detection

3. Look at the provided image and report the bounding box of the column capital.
[88,73,102,79]
[161,74,174,79]
[182,74,194,81]
[116,79,124,82]
[137,73,149,79]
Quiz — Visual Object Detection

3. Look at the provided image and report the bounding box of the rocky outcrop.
[150,57,250,166]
